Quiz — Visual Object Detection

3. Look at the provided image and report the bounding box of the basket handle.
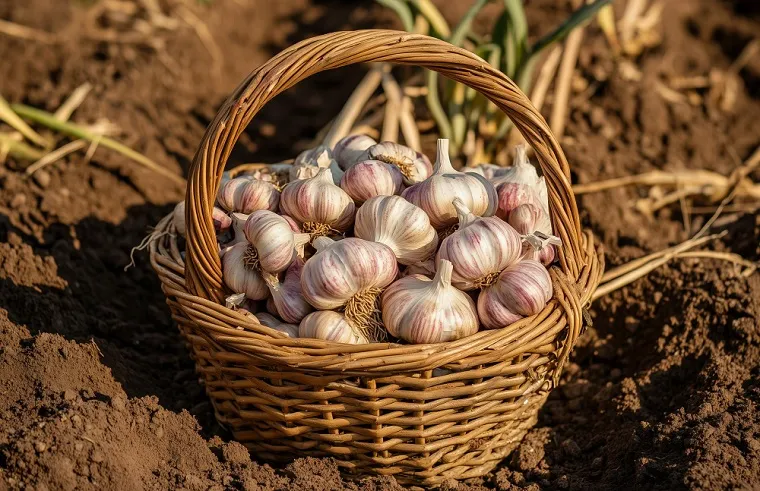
[185,30,585,302]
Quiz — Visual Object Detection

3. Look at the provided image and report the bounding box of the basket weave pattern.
[149,30,604,487]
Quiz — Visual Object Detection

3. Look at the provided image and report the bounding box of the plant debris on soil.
[1,0,759,490]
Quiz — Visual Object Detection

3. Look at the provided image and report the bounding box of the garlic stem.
[452,198,477,228]
[434,138,457,174]
[433,258,453,289]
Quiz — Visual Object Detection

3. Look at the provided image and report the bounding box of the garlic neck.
[433,258,453,290]
[433,139,457,175]
[315,167,334,183]
[452,198,477,228]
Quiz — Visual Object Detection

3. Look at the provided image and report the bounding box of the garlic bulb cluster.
[402,139,497,229]
[280,168,356,236]
[354,195,437,265]
[477,259,553,330]
[436,199,522,290]
[340,160,404,203]
[175,134,563,345]
[299,311,369,344]
[217,176,280,214]
[360,141,432,185]
[381,258,478,344]
[334,134,377,171]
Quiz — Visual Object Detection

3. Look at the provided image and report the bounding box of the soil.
[1,0,759,490]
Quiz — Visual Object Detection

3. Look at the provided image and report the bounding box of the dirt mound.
[0,0,759,489]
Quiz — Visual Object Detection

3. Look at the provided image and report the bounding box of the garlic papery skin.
[361,141,432,185]
[340,160,404,204]
[354,195,438,266]
[507,204,557,265]
[401,139,497,229]
[280,168,356,236]
[436,199,522,290]
[477,259,553,330]
[301,237,398,338]
[281,215,301,233]
[334,134,377,171]
[262,258,313,324]
[299,311,369,344]
[381,258,478,344]
[217,176,280,214]
[290,145,344,184]
[491,146,552,227]
[222,242,269,300]
[242,210,308,273]
[173,201,231,237]
[461,163,509,180]
[238,309,299,338]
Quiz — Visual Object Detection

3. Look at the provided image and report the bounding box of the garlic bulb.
[381,258,478,344]
[243,210,310,273]
[401,139,497,229]
[281,215,301,233]
[290,145,344,184]
[262,257,313,323]
[354,195,437,265]
[280,168,356,236]
[173,201,231,237]
[217,176,280,214]
[435,199,522,290]
[251,312,299,338]
[508,204,556,265]
[361,141,432,185]
[333,134,377,171]
[477,259,553,330]
[222,242,268,300]
[401,259,436,278]
[301,237,398,338]
[299,311,369,344]
[340,160,404,203]
[491,146,551,228]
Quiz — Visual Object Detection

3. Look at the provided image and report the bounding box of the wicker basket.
[149,30,604,487]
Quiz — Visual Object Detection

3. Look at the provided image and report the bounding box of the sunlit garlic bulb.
[299,311,369,344]
[491,146,551,227]
[222,242,268,300]
[173,201,231,237]
[262,257,313,324]
[340,160,404,203]
[290,145,344,184]
[333,134,377,171]
[354,195,437,265]
[361,141,432,185]
[401,139,497,229]
[507,204,556,265]
[280,168,356,236]
[242,210,309,273]
[301,236,398,339]
[217,176,280,214]
[381,258,478,344]
[477,259,553,330]
[435,199,522,290]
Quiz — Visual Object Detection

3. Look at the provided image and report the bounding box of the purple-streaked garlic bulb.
[491,146,550,224]
[221,242,268,300]
[340,160,404,204]
[262,257,313,324]
[360,141,432,185]
[281,215,301,233]
[280,168,356,236]
[477,259,552,330]
[217,176,280,214]
[299,311,369,344]
[507,204,556,265]
[354,195,438,266]
[242,210,310,273]
[381,258,478,344]
[436,199,522,290]
[333,134,377,171]
[401,139,497,229]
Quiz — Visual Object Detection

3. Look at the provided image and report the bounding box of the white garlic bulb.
[301,236,398,336]
[242,210,309,273]
[173,201,231,237]
[340,160,404,204]
[280,168,356,236]
[333,134,377,171]
[436,199,522,290]
[401,139,497,229]
[221,242,268,300]
[354,195,438,266]
[217,176,280,214]
[299,311,369,344]
[290,145,344,184]
[477,259,553,330]
[360,141,432,185]
[381,258,478,344]
[262,257,313,324]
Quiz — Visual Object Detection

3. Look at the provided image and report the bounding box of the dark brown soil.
[1,0,759,489]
